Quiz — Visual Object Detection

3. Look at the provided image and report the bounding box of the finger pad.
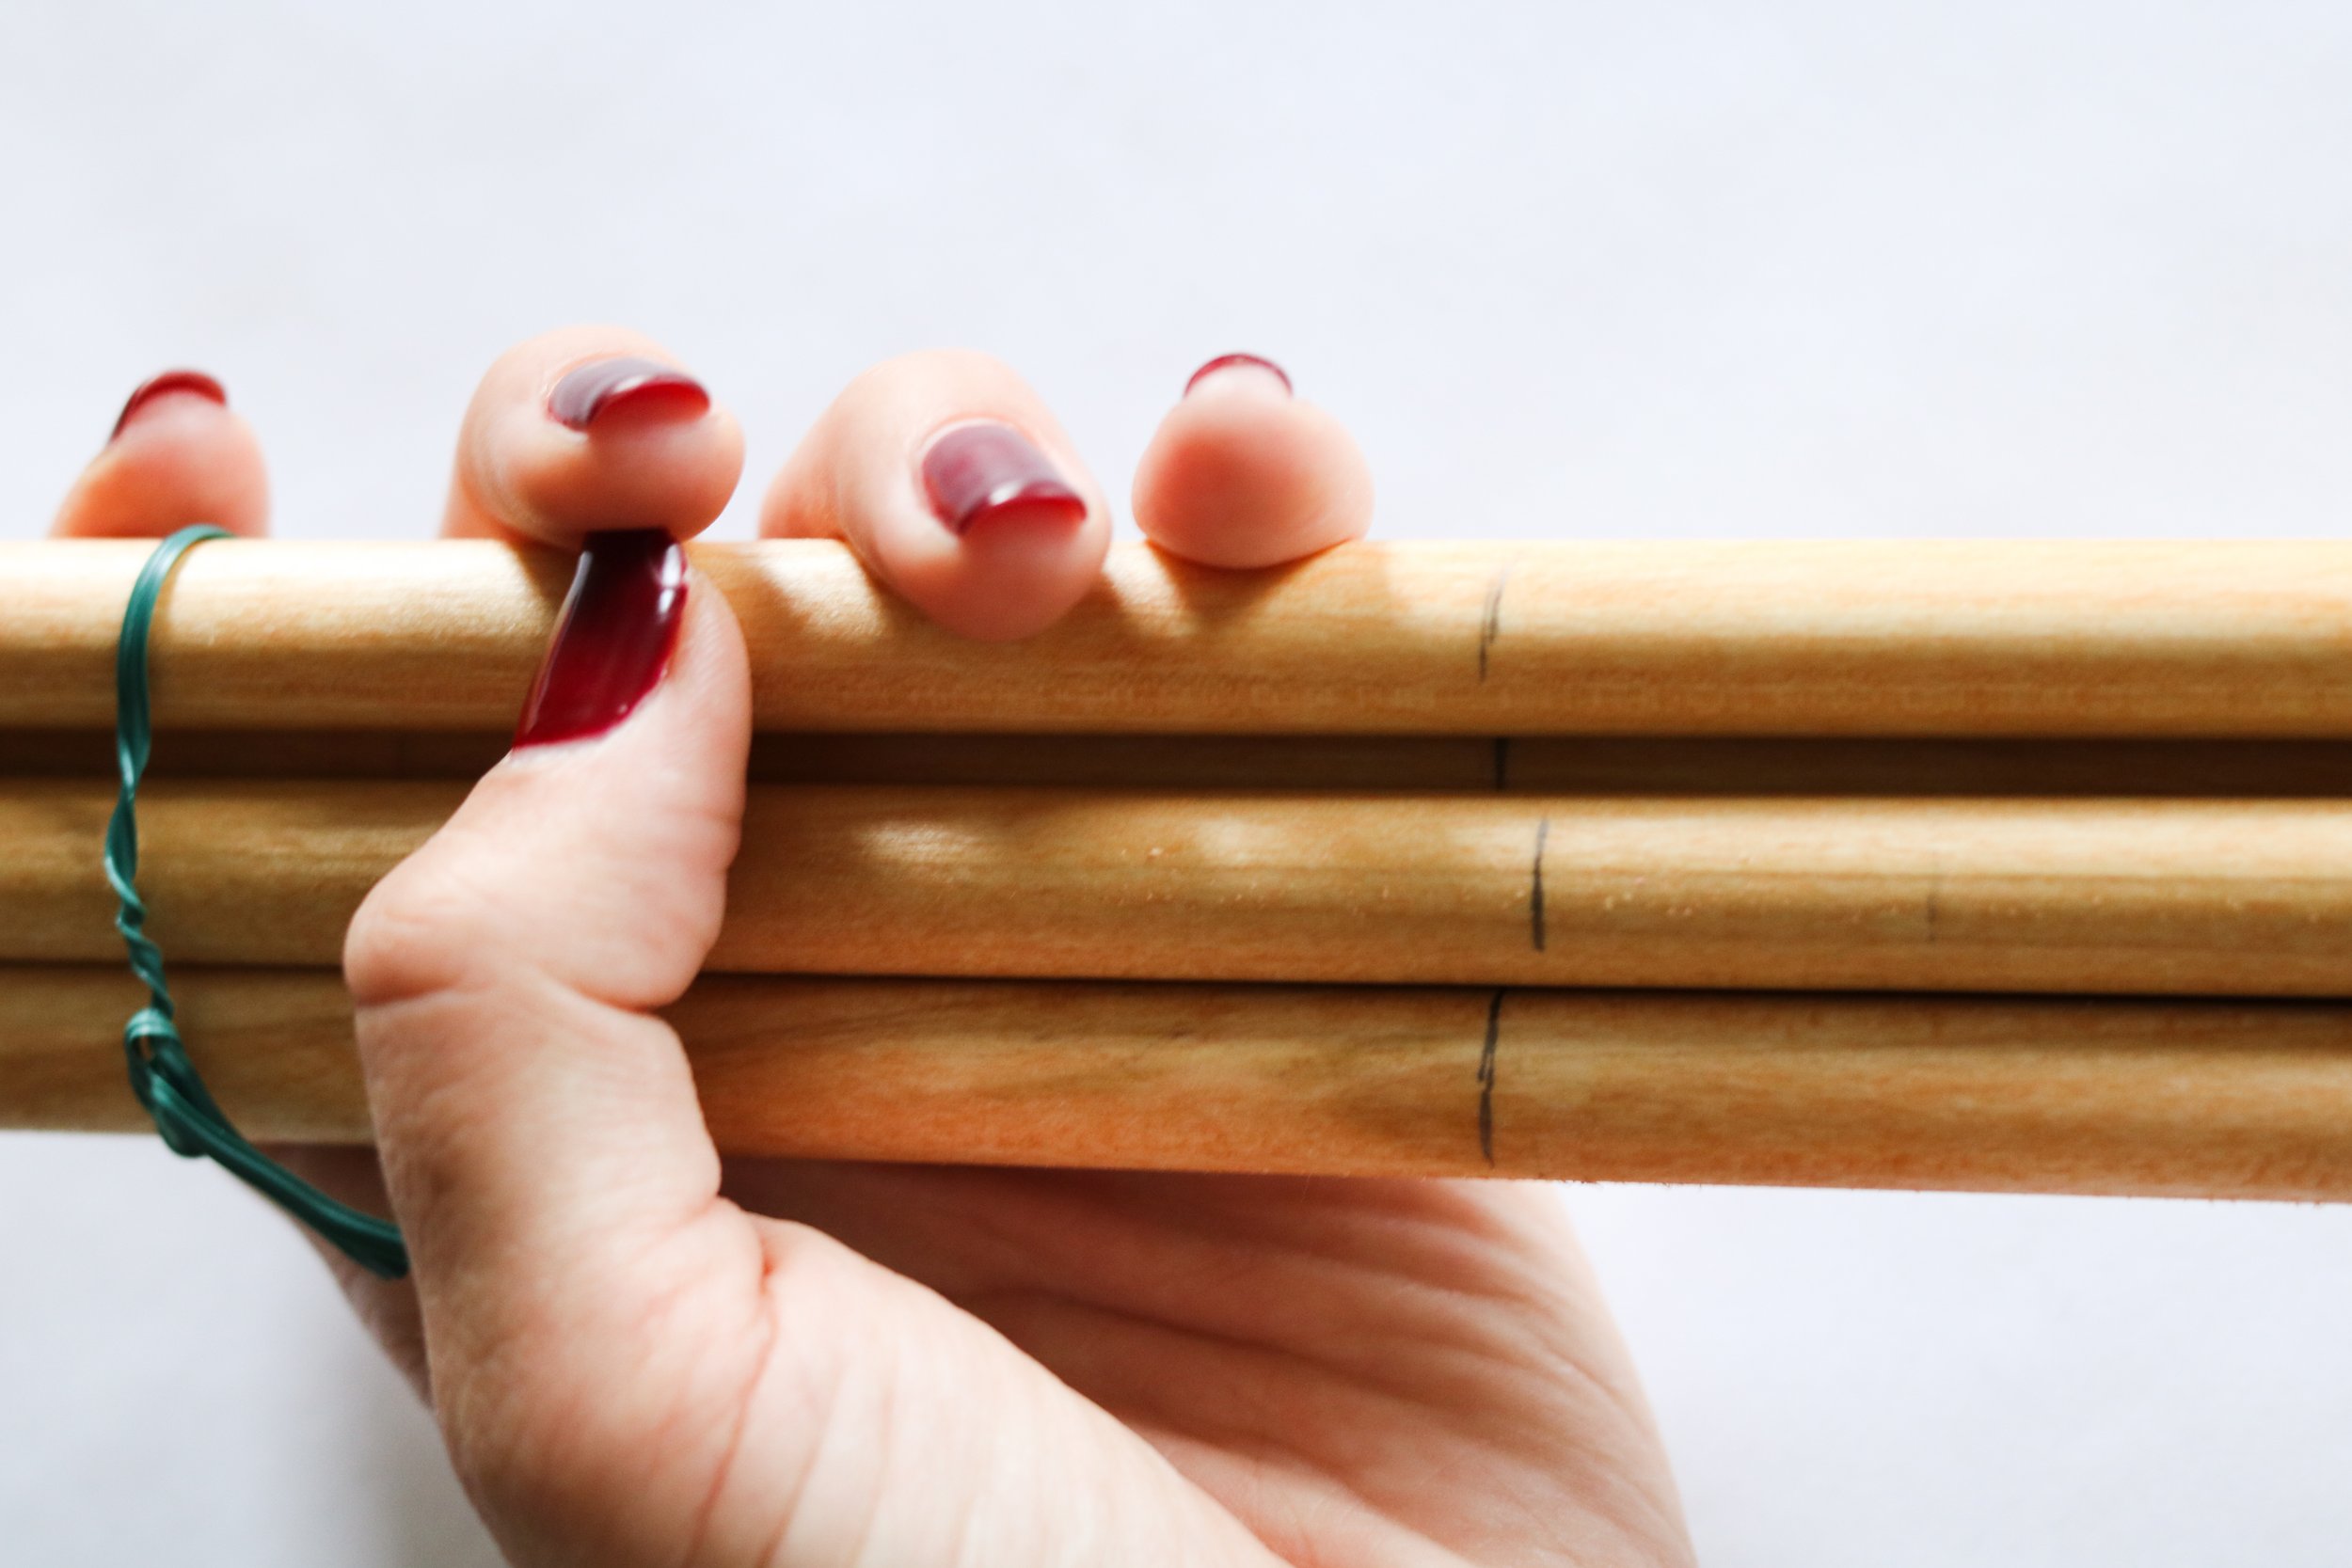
[54,404,270,538]
[1135,401,1372,569]
[492,410,744,541]
[882,501,1108,641]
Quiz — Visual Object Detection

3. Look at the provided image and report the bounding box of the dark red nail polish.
[1183,354,1292,398]
[548,356,710,432]
[111,369,227,440]
[514,529,689,748]
[919,423,1087,535]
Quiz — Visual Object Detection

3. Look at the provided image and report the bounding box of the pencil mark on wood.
[1491,736,1511,791]
[1477,566,1512,681]
[1530,816,1550,952]
[1478,988,1505,1165]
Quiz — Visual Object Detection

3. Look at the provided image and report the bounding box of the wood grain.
[9,779,2351,995]
[10,965,2351,1200]
[14,537,2352,735]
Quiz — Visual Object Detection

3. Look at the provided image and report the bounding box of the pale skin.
[52,330,1693,1567]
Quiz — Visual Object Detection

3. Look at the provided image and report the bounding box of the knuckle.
[342,841,512,1008]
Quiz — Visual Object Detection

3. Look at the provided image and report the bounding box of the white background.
[5,3,2351,1562]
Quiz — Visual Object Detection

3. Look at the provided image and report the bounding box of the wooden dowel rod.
[9,780,2352,996]
[9,965,2351,1201]
[13,729,2352,798]
[13,538,2352,736]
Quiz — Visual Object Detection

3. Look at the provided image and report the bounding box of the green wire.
[108,525,409,1280]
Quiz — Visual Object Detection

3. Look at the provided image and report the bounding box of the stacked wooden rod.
[7,537,2352,1200]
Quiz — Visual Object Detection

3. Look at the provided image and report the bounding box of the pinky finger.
[50,370,270,539]
[1131,354,1372,569]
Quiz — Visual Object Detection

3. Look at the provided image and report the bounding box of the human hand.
[53,333,1691,1565]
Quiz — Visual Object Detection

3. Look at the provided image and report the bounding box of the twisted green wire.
[108,525,409,1279]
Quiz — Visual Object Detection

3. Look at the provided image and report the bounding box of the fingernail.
[1183,354,1292,399]
[111,369,228,441]
[514,529,689,748]
[919,422,1087,535]
[548,356,710,432]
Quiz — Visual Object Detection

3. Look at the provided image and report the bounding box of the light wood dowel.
[14,728,2352,798]
[9,779,2351,995]
[14,538,2352,735]
[9,965,2351,1200]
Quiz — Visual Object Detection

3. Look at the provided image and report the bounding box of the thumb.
[344,527,752,1346]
